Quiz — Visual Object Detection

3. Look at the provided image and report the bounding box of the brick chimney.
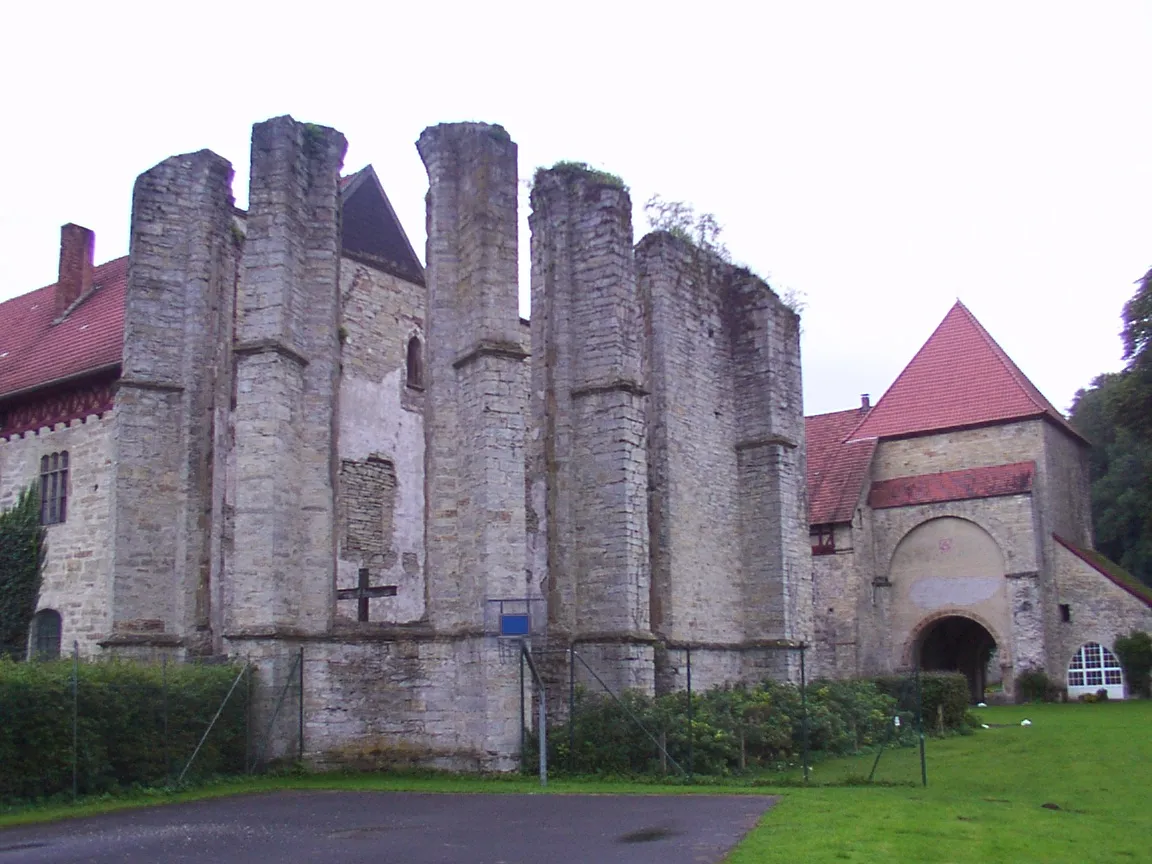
[55,223,94,319]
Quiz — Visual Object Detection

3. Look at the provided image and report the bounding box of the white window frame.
[1066,642,1125,700]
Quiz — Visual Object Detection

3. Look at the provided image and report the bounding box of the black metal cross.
[337,568,397,621]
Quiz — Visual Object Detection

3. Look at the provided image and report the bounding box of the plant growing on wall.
[0,486,47,659]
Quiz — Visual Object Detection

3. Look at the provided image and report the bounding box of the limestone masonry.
[1,116,1148,767]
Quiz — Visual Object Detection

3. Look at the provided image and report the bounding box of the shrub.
[0,486,46,660]
[1114,631,1152,697]
[1015,667,1054,703]
[531,676,967,778]
[870,672,970,727]
[0,658,248,802]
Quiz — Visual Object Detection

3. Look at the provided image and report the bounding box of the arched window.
[30,609,62,660]
[406,335,424,390]
[39,451,69,525]
[1067,642,1125,700]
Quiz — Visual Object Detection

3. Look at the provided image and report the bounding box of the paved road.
[0,791,775,863]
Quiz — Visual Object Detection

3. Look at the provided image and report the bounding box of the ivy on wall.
[0,486,46,659]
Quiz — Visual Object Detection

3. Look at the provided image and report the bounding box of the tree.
[1069,267,1152,589]
[0,486,47,659]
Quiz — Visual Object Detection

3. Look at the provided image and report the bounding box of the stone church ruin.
[1,116,1148,768]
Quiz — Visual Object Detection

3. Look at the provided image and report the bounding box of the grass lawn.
[2,701,1148,862]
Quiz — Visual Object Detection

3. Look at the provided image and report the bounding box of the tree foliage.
[0,486,46,660]
[1070,269,1152,588]
[1113,631,1152,698]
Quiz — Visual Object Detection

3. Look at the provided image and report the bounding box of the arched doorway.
[916,615,996,703]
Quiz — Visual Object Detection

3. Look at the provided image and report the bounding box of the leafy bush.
[1015,667,1056,703]
[530,676,969,778]
[1114,631,1152,697]
[0,658,248,802]
[869,672,971,726]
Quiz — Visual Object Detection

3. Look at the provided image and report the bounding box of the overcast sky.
[2,1,1148,416]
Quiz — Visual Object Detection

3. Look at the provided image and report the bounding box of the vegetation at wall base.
[0,658,247,803]
[1113,630,1152,697]
[3,701,1149,864]
[0,485,46,660]
[523,674,969,778]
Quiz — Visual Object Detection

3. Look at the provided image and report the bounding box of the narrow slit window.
[406,336,424,389]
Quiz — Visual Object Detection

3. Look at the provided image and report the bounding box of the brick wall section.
[417,122,528,768]
[337,261,427,624]
[0,417,114,656]
[528,169,652,692]
[227,117,347,636]
[111,149,236,654]
[812,521,862,678]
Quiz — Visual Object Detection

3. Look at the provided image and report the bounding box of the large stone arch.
[887,516,1013,699]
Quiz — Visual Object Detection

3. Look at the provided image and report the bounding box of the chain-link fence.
[0,643,304,803]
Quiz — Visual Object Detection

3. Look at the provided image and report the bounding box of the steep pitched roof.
[807,407,876,525]
[847,301,1084,444]
[0,257,127,399]
[340,165,425,286]
[868,461,1035,510]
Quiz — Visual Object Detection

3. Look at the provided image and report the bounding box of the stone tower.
[528,166,653,693]
[417,122,529,766]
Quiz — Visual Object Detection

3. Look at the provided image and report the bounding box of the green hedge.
[0,658,247,802]
[530,677,965,777]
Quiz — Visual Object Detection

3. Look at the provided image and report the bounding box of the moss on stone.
[536,161,627,191]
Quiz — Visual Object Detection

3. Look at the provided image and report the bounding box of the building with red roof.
[806,302,1152,700]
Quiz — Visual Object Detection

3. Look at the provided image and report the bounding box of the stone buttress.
[108,149,237,657]
[528,167,653,693]
[637,233,812,689]
[417,123,529,767]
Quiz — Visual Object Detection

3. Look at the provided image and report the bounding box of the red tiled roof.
[847,301,1084,444]
[868,461,1035,510]
[1053,534,1152,608]
[807,407,876,525]
[0,257,127,399]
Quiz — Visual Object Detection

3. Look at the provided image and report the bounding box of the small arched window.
[1067,642,1125,699]
[406,335,424,390]
[39,451,69,525]
[30,609,62,660]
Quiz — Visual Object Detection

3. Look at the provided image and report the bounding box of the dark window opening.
[406,335,424,390]
[31,609,62,660]
[39,451,69,525]
[1059,603,1071,623]
[811,525,835,556]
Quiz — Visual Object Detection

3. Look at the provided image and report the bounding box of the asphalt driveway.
[0,791,775,863]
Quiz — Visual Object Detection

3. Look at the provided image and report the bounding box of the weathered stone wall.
[638,233,811,688]
[812,520,863,679]
[227,117,347,638]
[528,168,652,693]
[336,259,426,624]
[861,494,1042,694]
[111,148,237,656]
[417,122,528,768]
[0,417,114,656]
[871,422,1045,482]
[1051,544,1152,694]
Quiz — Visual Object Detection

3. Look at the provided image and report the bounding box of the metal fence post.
[162,654,170,784]
[297,646,304,762]
[72,641,79,802]
[915,659,927,787]
[568,645,576,774]
[686,647,693,782]
[800,645,810,785]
